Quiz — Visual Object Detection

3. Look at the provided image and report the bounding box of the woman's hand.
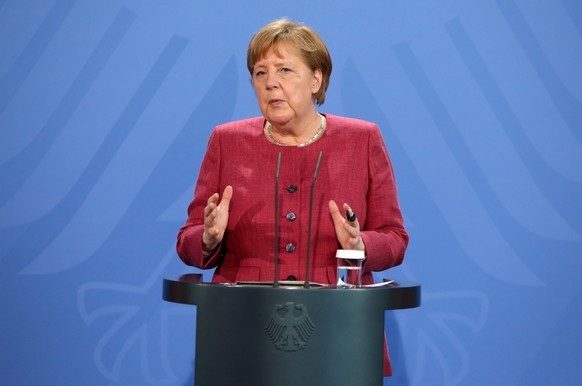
[202,185,233,252]
[328,200,365,251]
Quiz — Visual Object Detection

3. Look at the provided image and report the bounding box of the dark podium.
[163,274,420,386]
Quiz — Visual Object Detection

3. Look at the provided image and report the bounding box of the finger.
[204,210,216,229]
[207,192,219,206]
[328,200,339,214]
[343,221,359,237]
[219,185,233,210]
[204,202,216,218]
[328,200,345,224]
[343,203,357,223]
[342,203,360,236]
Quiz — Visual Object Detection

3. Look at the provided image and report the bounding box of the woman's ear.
[312,69,323,94]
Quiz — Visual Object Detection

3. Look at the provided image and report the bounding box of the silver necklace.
[265,113,326,147]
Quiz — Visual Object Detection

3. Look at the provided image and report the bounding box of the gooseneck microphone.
[304,151,323,288]
[273,152,282,288]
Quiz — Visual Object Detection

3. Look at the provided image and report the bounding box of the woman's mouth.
[269,98,284,106]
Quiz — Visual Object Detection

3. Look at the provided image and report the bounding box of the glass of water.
[336,250,365,288]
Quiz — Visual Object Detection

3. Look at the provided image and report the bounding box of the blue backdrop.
[1,1,581,385]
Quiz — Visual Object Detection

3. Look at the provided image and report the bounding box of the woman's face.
[252,43,322,130]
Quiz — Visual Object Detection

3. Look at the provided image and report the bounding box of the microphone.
[273,152,282,288]
[304,150,323,288]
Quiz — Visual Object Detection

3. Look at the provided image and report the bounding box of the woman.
[176,18,408,376]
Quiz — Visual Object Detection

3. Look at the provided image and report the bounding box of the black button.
[287,275,297,281]
[285,243,296,253]
[286,212,297,221]
[287,184,297,193]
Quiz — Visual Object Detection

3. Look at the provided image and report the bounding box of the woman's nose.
[266,73,279,89]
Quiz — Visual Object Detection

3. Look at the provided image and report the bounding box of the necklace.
[265,113,326,147]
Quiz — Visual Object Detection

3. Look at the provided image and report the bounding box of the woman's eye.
[255,70,266,78]
[281,68,292,73]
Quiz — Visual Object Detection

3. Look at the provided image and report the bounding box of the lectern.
[163,275,420,386]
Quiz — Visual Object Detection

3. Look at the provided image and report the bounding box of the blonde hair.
[247,19,332,105]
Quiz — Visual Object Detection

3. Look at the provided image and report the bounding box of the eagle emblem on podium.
[265,302,315,352]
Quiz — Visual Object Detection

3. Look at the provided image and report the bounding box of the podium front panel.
[163,276,421,386]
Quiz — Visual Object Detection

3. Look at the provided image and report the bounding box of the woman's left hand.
[328,200,365,251]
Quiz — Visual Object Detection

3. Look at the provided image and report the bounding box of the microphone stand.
[273,152,282,288]
[304,151,323,288]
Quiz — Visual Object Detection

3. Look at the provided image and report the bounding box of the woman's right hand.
[202,185,233,252]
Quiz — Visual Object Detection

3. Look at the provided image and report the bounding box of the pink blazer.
[177,114,408,285]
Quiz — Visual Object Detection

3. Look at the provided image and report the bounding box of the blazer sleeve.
[360,125,409,273]
[176,128,224,269]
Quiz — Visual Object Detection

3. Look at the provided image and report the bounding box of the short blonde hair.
[247,18,332,105]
